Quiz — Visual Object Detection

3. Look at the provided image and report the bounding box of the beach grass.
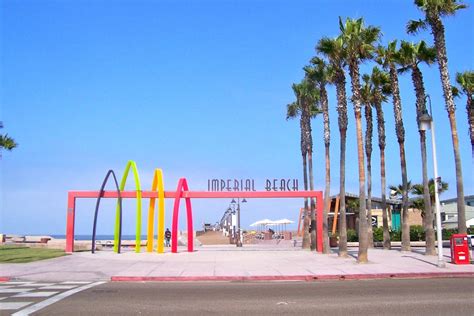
[0,245,67,263]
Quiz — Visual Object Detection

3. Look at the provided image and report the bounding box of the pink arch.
[171,178,194,253]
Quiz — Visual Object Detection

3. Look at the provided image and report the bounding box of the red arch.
[171,178,194,253]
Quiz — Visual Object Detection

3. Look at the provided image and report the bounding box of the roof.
[440,195,474,205]
[330,192,402,205]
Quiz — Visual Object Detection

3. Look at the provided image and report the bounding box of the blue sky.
[1,0,473,235]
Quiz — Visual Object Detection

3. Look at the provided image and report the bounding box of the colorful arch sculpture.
[114,160,142,253]
[91,170,122,254]
[171,178,194,253]
[146,169,165,253]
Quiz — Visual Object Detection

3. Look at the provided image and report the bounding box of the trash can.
[450,234,470,264]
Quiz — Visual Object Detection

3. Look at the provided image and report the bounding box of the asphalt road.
[34,278,474,316]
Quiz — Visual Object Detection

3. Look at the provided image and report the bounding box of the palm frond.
[286,102,301,120]
[0,134,18,151]
[451,85,461,98]
[406,19,427,34]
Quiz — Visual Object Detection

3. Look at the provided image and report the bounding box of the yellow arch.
[114,160,142,253]
[146,169,165,253]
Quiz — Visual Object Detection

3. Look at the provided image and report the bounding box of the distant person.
[165,228,171,247]
[268,228,275,236]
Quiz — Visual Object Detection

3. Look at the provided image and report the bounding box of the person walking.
[165,228,171,247]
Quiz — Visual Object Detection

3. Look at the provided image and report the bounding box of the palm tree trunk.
[400,144,410,251]
[380,150,390,249]
[467,94,473,158]
[365,103,374,248]
[302,153,310,249]
[448,112,466,233]
[308,149,317,251]
[322,85,331,254]
[336,74,348,257]
[430,16,466,234]
[412,65,435,255]
[355,110,368,262]
[349,60,368,263]
[389,64,410,252]
[323,143,330,254]
[374,99,390,249]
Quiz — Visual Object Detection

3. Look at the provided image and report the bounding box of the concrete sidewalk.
[1,245,473,282]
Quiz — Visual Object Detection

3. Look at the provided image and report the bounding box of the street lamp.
[419,95,445,268]
[231,198,247,247]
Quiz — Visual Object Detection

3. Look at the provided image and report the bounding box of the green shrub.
[410,225,425,241]
[347,229,358,242]
[372,227,384,242]
[442,228,458,240]
[441,228,474,240]
[390,230,401,241]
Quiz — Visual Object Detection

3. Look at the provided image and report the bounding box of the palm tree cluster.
[286,0,470,263]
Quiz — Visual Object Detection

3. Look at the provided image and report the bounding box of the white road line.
[60,281,91,284]
[11,281,105,316]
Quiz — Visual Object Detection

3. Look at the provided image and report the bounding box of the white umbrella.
[274,219,294,233]
[250,219,273,232]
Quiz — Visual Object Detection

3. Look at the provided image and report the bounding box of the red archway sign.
[66,186,323,253]
[171,178,193,253]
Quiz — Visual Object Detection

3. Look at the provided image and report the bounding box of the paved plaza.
[1,245,473,282]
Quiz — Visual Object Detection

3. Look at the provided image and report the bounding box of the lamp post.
[231,198,247,247]
[419,95,445,268]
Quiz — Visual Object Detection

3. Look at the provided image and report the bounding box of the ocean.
[51,235,147,240]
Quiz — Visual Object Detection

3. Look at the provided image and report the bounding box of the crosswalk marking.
[0,302,34,310]
[39,285,77,290]
[60,281,91,284]
[0,288,34,293]
[13,291,59,298]
[0,280,102,315]
[12,281,105,316]
[17,283,55,287]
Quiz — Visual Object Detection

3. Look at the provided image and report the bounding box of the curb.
[111,272,474,282]
[0,277,10,282]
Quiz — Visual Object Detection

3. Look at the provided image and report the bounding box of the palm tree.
[287,79,320,249]
[397,40,437,255]
[454,71,474,157]
[390,181,414,199]
[317,36,349,257]
[408,0,468,234]
[360,73,375,248]
[377,41,411,252]
[339,17,380,263]
[412,178,449,211]
[304,57,332,253]
[0,122,17,158]
[367,67,392,249]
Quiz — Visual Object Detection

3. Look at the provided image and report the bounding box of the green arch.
[114,160,142,253]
